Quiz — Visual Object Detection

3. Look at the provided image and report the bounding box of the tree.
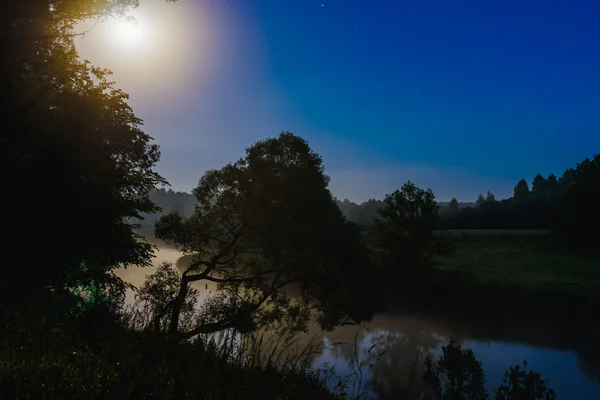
[494,361,557,400]
[448,198,460,212]
[513,179,530,204]
[546,173,558,186]
[371,181,440,270]
[423,341,556,400]
[423,339,488,400]
[2,0,166,294]
[436,156,599,231]
[475,194,486,207]
[558,167,576,189]
[556,154,600,249]
[531,174,548,201]
[151,133,378,339]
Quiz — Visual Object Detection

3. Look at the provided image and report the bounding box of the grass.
[434,229,551,236]
[432,231,600,298]
[0,291,345,400]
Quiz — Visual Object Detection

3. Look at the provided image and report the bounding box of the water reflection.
[114,247,183,305]
[118,248,600,399]
[315,317,445,398]
[313,314,600,399]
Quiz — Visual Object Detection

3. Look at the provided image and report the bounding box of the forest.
[2,0,599,399]
[144,155,598,239]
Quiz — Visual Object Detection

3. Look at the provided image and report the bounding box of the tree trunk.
[168,276,189,336]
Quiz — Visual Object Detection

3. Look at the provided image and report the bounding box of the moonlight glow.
[112,20,146,45]
[74,1,210,98]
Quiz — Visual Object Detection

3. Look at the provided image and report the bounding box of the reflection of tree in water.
[367,328,442,398]
[323,315,448,399]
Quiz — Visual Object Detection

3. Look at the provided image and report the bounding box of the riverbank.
[0,291,342,400]
[381,230,600,367]
[433,230,600,298]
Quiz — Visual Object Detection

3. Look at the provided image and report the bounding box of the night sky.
[76,0,600,202]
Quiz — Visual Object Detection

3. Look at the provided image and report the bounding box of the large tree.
[371,181,440,271]
[556,154,600,249]
[1,0,166,293]
[512,178,531,204]
[151,133,378,339]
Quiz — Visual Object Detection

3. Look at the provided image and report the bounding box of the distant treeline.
[142,190,474,229]
[336,198,475,228]
[138,188,196,227]
[144,153,598,239]
[336,154,599,238]
[335,169,570,230]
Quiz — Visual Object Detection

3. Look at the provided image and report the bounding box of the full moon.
[112,20,145,45]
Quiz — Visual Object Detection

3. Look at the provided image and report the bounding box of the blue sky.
[77,0,600,202]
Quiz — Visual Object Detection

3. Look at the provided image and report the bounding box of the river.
[115,247,600,399]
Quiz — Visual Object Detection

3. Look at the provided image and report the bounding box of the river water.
[115,247,600,399]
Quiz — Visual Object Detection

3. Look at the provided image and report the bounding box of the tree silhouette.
[423,339,488,400]
[513,179,531,204]
[475,194,486,207]
[2,0,165,294]
[556,154,600,249]
[424,341,557,400]
[448,198,460,212]
[371,181,440,272]
[494,361,557,400]
[150,133,379,339]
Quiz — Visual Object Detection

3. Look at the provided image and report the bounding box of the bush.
[423,340,557,400]
[423,339,488,400]
[495,361,557,400]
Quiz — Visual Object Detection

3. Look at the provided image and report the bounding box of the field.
[433,230,600,298]
[434,229,551,236]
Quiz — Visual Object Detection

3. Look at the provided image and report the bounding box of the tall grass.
[238,327,325,367]
[0,291,345,400]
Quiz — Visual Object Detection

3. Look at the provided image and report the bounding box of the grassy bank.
[0,291,342,400]
[433,230,600,298]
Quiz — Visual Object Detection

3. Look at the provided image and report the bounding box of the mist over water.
[117,248,600,399]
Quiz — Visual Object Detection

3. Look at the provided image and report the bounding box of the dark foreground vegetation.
[0,289,559,400]
[0,291,341,400]
[2,0,595,399]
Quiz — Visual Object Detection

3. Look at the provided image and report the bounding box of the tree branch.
[202,268,284,284]
[253,277,298,311]
[3,22,99,42]
[153,298,175,332]
[176,276,298,340]
[179,319,236,340]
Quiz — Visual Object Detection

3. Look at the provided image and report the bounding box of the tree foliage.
[555,154,600,248]
[335,198,385,228]
[151,132,378,339]
[423,339,488,400]
[424,340,557,400]
[495,361,557,400]
[2,0,165,293]
[436,154,600,244]
[448,198,460,212]
[513,179,531,204]
[371,181,440,270]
